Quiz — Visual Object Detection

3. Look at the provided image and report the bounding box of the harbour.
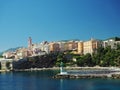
[1,70,120,90]
[53,67,120,79]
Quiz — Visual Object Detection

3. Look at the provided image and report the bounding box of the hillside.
[13,53,58,69]
[13,44,120,70]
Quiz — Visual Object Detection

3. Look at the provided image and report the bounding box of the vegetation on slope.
[13,44,120,69]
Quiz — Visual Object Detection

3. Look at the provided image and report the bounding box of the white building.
[32,41,49,55]
[57,41,66,52]
[103,37,120,49]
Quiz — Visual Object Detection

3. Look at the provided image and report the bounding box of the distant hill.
[2,47,23,54]
[58,39,80,42]
[105,37,120,41]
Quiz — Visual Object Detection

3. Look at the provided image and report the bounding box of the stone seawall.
[53,67,120,79]
[53,73,120,79]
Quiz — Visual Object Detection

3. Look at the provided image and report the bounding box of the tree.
[6,62,11,69]
[0,62,1,69]
[77,53,93,67]
[76,56,84,66]
[117,43,120,50]
[0,55,3,58]
[56,53,65,66]
[92,53,98,66]
[83,53,92,66]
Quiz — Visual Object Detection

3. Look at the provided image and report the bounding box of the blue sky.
[0,0,120,51]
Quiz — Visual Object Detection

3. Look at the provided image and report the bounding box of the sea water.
[0,70,120,90]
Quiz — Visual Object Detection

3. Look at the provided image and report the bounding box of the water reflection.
[60,79,63,90]
[0,71,120,90]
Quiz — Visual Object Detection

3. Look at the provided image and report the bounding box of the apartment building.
[15,48,28,59]
[33,41,49,53]
[57,40,78,52]
[78,41,83,54]
[103,37,120,49]
[49,42,60,52]
[57,41,66,52]
[67,41,78,51]
[83,38,101,55]
[3,51,15,59]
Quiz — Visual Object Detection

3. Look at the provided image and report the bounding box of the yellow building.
[83,39,99,55]
[49,42,60,52]
[78,41,83,54]
[57,40,78,52]
[67,41,78,51]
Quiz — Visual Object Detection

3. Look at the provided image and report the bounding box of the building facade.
[49,42,60,52]
[15,48,28,59]
[83,39,101,55]
[77,41,83,54]
[103,37,120,49]
[67,41,78,51]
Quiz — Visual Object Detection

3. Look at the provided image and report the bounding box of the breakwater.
[53,73,120,79]
[53,67,120,79]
